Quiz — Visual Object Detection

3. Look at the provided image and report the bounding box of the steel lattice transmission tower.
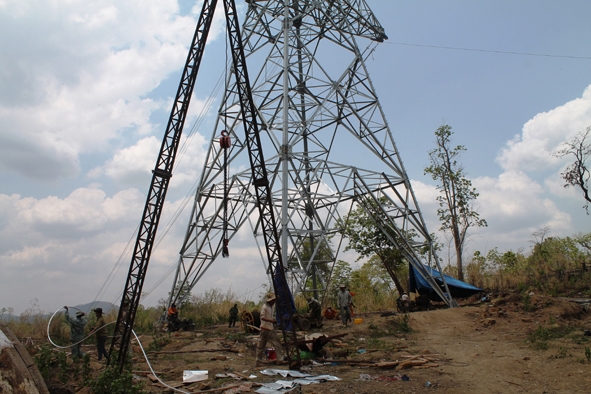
[168,0,454,306]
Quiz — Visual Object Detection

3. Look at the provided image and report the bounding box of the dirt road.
[101,294,591,393]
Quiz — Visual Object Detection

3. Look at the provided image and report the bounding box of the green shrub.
[147,333,172,352]
[528,324,575,352]
[56,351,69,384]
[388,313,412,334]
[90,365,146,394]
[528,324,574,343]
[34,344,56,380]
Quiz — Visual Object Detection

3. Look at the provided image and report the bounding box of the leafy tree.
[337,197,410,295]
[574,232,591,256]
[349,256,400,310]
[554,126,591,213]
[424,124,487,281]
[355,255,397,292]
[530,235,587,273]
[161,282,193,310]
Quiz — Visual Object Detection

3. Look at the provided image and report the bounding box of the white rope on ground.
[47,307,192,394]
[131,328,192,394]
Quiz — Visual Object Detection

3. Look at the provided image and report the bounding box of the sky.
[1,0,590,315]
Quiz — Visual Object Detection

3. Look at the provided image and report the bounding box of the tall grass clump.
[183,288,241,328]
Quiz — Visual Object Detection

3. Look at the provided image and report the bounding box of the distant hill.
[67,301,117,315]
[0,301,117,322]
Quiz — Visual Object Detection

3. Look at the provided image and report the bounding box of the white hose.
[47,307,191,394]
[131,329,192,394]
[46,307,107,348]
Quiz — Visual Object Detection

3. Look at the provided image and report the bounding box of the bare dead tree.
[554,127,591,214]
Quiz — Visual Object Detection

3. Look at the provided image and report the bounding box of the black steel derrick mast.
[109,0,300,370]
[222,0,301,368]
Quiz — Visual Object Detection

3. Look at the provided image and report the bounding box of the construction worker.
[64,307,87,360]
[255,294,284,366]
[166,303,180,332]
[90,308,109,361]
[337,284,352,326]
[228,303,239,328]
[307,297,322,322]
[323,306,337,320]
[348,288,356,322]
[167,303,178,319]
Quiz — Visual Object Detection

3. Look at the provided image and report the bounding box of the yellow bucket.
[353,318,363,324]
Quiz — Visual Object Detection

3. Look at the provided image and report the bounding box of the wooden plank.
[150,348,239,354]
[375,361,401,368]
[0,322,50,394]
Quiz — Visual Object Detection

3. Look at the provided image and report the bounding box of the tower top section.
[245,0,388,42]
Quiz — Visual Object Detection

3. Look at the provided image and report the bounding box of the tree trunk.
[452,221,464,281]
[382,259,406,295]
[455,249,464,282]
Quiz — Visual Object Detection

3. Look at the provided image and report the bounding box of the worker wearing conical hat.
[255,294,284,366]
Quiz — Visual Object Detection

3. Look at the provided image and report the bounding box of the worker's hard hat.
[339,284,346,288]
[76,311,85,318]
[93,308,103,314]
[266,294,276,302]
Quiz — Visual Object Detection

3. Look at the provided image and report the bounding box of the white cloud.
[92,136,160,186]
[0,186,149,312]
[0,0,217,181]
[497,85,591,173]
[456,84,591,252]
[409,179,440,230]
[475,171,572,235]
[89,128,209,189]
[0,129,80,179]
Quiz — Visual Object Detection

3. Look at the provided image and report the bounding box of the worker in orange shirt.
[323,306,337,320]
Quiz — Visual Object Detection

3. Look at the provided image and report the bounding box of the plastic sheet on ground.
[256,369,341,393]
[260,369,312,378]
[215,372,255,380]
[357,373,410,382]
[183,370,208,382]
[0,330,13,350]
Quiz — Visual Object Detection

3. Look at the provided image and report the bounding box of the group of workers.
[318,284,356,325]
[63,307,109,362]
[62,284,385,366]
[253,284,359,365]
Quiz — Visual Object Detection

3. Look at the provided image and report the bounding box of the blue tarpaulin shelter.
[409,264,483,301]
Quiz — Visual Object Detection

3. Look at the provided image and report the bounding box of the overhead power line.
[387,41,591,60]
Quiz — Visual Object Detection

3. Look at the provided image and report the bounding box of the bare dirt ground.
[73,294,591,393]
